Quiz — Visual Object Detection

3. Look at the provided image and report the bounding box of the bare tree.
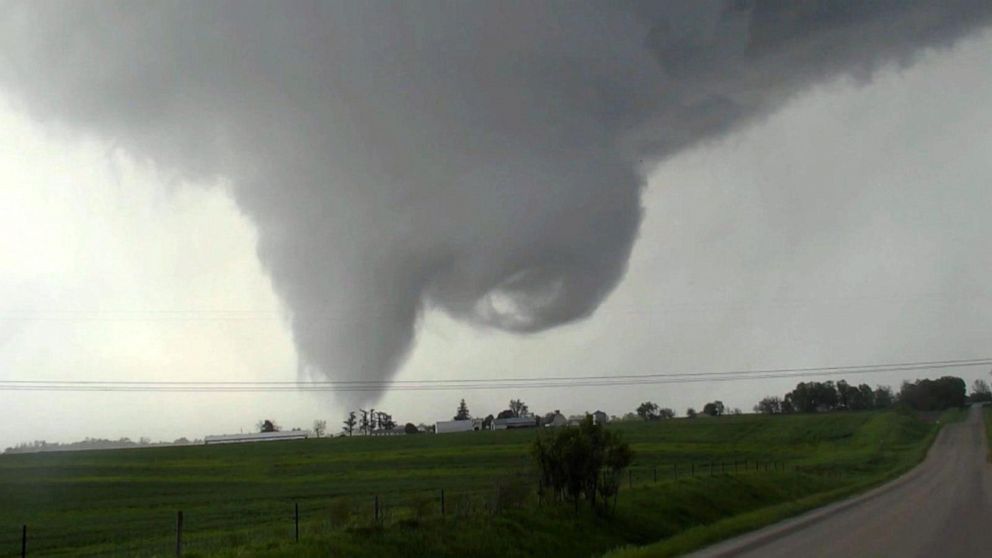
[509,399,530,417]
[971,379,991,402]
[377,411,396,430]
[342,411,357,436]
[312,419,327,438]
[358,409,369,435]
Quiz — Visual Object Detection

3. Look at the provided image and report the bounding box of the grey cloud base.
[1,1,989,402]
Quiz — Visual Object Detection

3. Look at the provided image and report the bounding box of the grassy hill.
[0,409,944,557]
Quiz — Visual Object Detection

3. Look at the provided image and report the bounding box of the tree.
[850,384,875,410]
[497,409,515,420]
[377,411,396,431]
[970,379,992,403]
[658,408,676,419]
[312,419,327,438]
[404,422,419,434]
[482,414,495,430]
[454,399,471,420]
[636,401,660,421]
[754,396,783,414]
[686,407,698,419]
[509,399,530,417]
[257,419,279,433]
[873,385,894,409]
[836,380,855,409]
[898,376,966,410]
[785,381,839,413]
[532,416,633,514]
[359,409,369,435]
[702,400,725,417]
[342,412,357,436]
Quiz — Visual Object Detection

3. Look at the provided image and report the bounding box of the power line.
[0,358,988,393]
[4,357,989,385]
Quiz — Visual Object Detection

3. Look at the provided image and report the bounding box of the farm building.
[544,411,567,427]
[435,419,480,434]
[492,416,538,430]
[592,410,609,425]
[369,426,407,436]
[203,431,309,445]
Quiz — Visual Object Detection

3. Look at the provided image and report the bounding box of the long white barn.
[203,431,309,445]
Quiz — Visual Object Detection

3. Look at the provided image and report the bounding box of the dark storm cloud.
[0,1,988,400]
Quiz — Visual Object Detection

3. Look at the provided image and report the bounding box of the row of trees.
[340,409,399,436]
[897,376,967,411]
[634,400,742,420]
[754,376,976,414]
[754,380,896,414]
[635,402,675,421]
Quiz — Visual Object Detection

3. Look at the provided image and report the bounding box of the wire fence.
[4,460,851,557]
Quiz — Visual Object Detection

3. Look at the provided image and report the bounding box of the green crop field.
[1,409,946,558]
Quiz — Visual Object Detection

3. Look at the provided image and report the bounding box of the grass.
[0,409,942,557]
[607,406,964,558]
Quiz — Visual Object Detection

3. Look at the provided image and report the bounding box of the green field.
[1,410,944,557]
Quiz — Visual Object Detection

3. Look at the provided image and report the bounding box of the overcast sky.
[1,4,991,449]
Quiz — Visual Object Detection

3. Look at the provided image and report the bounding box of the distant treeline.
[755,376,980,414]
[3,437,199,455]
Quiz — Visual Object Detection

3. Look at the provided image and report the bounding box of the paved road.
[690,405,992,558]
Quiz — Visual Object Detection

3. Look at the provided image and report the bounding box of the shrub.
[531,416,633,514]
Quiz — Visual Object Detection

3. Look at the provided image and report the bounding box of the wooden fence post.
[21,525,26,558]
[294,502,300,542]
[440,489,445,516]
[374,496,380,524]
[628,469,633,489]
[175,511,183,558]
